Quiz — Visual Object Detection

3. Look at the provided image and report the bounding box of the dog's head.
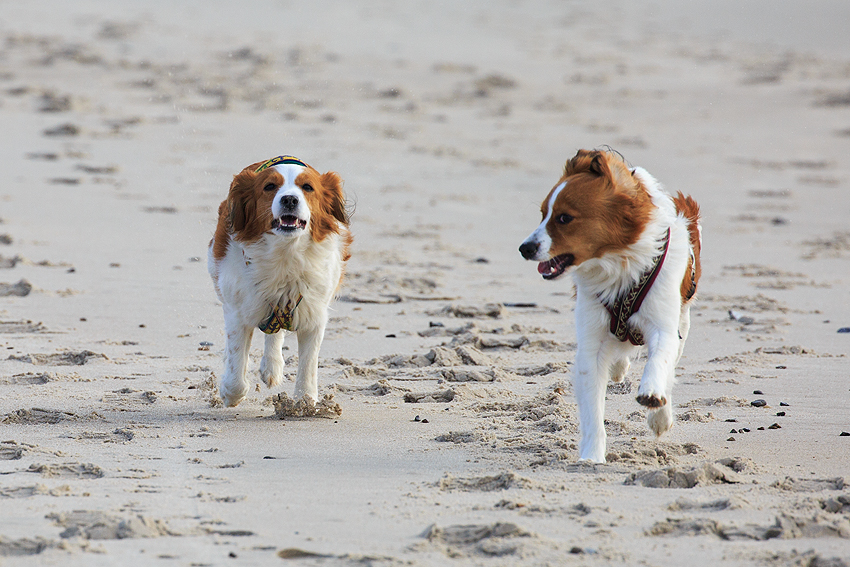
[519,149,653,280]
[226,156,348,244]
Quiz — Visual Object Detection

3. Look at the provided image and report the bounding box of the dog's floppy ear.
[308,171,347,243]
[321,171,349,226]
[227,168,258,234]
[565,149,610,179]
[588,151,611,178]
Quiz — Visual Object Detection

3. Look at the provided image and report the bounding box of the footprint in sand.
[0,320,46,333]
[437,471,535,492]
[418,521,536,558]
[0,537,51,557]
[7,350,107,366]
[47,510,174,539]
[2,408,101,424]
[651,513,850,540]
[624,460,745,489]
[27,462,104,479]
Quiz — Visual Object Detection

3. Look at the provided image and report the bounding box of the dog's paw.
[578,434,607,464]
[220,389,246,408]
[646,405,674,436]
[219,375,249,407]
[610,358,630,383]
[259,356,284,388]
[577,455,606,464]
[636,392,667,408]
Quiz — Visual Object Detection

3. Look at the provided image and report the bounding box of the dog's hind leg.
[259,332,285,388]
[609,357,630,383]
[647,403,673,436]
[676,304,692,363]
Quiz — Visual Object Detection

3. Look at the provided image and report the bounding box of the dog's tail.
[673,193,701,304]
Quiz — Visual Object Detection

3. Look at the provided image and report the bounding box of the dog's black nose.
[519,240,539,259]
[280,195,299,210]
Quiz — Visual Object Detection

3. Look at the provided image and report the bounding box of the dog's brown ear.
[321,171,349,226]
[227,168,258,233]
[588,151,611,178]
[565,149,610,179]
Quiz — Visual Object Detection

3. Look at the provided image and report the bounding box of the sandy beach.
[1,1,849,565]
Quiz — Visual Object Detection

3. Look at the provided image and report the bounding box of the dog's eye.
[557,213,574,224]
[301,183,314,193]
[263,183,277,192]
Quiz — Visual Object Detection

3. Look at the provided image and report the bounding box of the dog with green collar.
[208,155,352,407]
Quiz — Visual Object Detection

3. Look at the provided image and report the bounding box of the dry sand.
[1,1,849,565]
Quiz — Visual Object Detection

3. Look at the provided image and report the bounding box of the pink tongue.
[537,260,552,275]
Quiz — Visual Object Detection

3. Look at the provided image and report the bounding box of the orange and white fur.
[208,157,351,407]
[519,149,701,463]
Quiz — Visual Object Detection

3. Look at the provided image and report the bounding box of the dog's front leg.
[294,321,326,402]
[574,343,609,463]
[636,330,680,435]
[220,318,253,407]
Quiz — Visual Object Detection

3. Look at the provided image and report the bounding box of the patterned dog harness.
[258,295,303,334]
[601,228,671,346]
[254,155,308,173]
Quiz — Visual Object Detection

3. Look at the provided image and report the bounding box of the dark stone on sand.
[43,123,80,136]
[768,423,781,429]
[780,402,789,406]
[776,411,786,416]
[751,399,768,407]
[0,279,32,297]
[837,327,850,333]
[840,432,850,437]
[753,390,764,395]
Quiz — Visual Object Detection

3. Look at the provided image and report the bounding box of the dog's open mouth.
[272,215,307,232]
[537,253,575,280]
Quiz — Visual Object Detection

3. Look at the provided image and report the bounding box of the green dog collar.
[254,155,308,173]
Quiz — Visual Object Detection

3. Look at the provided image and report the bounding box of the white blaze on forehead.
[271,163,307,189]
[271,163,310,220]
[521,181,567,260]
[541,181,567,227]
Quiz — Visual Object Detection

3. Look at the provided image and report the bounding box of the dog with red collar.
[520,149,701,463]
[208,156,352,407]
